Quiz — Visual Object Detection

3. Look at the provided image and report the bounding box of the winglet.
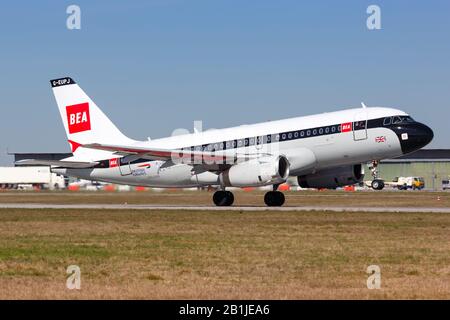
[361,102,367,109]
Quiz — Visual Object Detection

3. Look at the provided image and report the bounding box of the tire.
[224,191,234,206]
[264,191,285,207]
[213,191,234,206]
[371,179,385,191]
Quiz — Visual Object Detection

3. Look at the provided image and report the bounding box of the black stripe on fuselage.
[94,115,411,168]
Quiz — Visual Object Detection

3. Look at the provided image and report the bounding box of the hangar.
[364,149,450,190]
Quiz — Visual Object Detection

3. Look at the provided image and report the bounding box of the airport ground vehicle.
[391,176,425,190]
[0,166,66,190]
[442,178,450,190]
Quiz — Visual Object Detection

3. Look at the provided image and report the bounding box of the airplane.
[17,77,434,206]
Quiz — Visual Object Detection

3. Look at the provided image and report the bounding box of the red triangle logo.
[68,140,82,153]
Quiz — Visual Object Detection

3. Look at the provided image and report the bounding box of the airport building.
[364,149,450,190]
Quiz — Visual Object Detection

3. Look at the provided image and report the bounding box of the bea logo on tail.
[66,103,91,134]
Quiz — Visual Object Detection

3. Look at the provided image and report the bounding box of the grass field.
[0,189,449,207]
[0,190,449,299]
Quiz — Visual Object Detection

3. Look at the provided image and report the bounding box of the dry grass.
[0,207,449,299]
[0,189,449,208]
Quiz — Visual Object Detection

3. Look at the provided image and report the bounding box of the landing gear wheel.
[264,191,285,207]
[213,190,234,206]
[371,179,385,191]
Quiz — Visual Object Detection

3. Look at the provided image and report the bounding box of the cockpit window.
[392,116,403,124]
[392,115,415,124]
[383,117,392,126]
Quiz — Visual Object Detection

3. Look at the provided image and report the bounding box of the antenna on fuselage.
[361,102,367,109]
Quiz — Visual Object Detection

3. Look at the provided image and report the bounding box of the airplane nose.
[396,122,434,154]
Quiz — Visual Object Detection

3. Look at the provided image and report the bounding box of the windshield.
[384,116,415,125]
[392,116,415,124]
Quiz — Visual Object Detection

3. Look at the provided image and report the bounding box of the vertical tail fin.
[50,77,135,155]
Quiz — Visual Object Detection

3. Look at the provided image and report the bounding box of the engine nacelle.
[297,164,364,189]
[220,155,290,187]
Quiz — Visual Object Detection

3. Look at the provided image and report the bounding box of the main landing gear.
[212,186,286,207]
[213,190,234,206]
[264,191,285,207]
[368,160,385,191]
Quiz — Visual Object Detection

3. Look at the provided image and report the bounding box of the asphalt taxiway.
[0,203,449,213]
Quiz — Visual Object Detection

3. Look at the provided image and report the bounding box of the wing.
[15,159,98,168]
[82,143,261,164]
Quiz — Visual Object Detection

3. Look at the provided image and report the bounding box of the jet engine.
[219,155,290,187]
[297,164,364,189]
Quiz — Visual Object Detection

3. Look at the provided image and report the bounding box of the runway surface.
[1,203,450,213]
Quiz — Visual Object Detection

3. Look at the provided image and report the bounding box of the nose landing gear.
[368,160,385,190]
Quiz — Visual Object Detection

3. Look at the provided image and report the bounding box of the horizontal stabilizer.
[15,159,98,168]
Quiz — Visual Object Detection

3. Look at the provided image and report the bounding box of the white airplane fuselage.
[54,106,433,188]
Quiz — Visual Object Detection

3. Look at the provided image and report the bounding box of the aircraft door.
[353,111,368,141]
[119,158,132,176]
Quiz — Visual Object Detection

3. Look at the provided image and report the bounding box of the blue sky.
[0,1,449,165]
